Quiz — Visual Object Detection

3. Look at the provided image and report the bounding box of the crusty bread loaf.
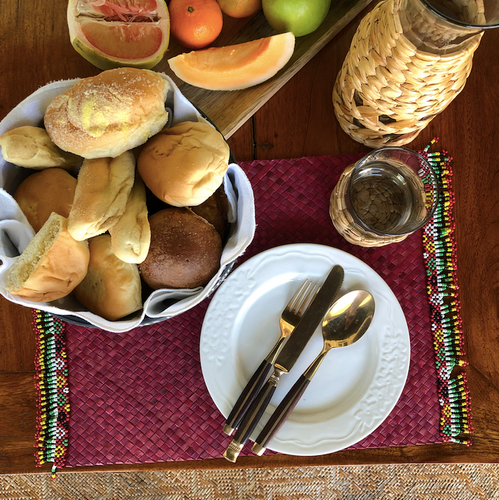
[14,168,77,232]
[0,126,81,169]
[44,68,170,159]
[5,212,90,302]
[68,151,135,241]
[109,175,150,264]
[139,207,222,289]
[73,234,142,321]
[137,121,230,207]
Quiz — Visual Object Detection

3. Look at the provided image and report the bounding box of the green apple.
[262,0,332,37]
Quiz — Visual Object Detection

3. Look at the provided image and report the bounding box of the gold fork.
[223,280,319,435]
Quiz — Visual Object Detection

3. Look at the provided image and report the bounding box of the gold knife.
[223,264,345,462]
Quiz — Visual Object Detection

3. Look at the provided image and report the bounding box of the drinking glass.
[329,147,439,247]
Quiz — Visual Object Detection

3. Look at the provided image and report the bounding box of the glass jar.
[329,147,439,247]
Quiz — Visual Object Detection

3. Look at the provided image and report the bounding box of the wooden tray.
[155,0,374,138]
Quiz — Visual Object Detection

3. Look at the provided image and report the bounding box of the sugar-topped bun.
[44,68,170,159]
[139,207,222,290]
[137,121,230,207]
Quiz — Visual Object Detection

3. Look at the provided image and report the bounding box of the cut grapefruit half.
[168,32,295,91]
[68,0,170,70]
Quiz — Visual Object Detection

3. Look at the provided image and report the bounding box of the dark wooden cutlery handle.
[223,359,274,435]
[252,374,311,455]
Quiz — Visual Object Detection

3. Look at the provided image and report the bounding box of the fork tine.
[295,283,319,316]
[288,280,319,315]
[287,280,313,311]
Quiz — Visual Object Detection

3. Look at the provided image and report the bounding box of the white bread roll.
[14,168,77,232]
[73,234,142,321]
[137,121,230,207]
[109,174,150,264]
[68,151,135,241]
[44,68,170,159]
[0,126,81,169]
[5,212,90,302]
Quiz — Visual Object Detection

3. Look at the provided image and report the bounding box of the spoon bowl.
[322,290,375,347]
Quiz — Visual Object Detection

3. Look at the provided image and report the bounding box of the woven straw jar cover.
[332,0,483,148]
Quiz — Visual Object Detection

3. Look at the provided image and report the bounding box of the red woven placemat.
[56,152,448,468]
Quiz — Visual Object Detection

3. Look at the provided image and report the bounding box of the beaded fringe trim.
[33,310,70,476]
[421,139,473,445]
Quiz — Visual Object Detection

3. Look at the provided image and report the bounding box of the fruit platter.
[66,0,373,138]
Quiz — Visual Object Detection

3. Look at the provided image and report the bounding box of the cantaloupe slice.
[68,0,170,70]
[168,32,295,91]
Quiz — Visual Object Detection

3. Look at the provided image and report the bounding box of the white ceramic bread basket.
[0,74,256,333]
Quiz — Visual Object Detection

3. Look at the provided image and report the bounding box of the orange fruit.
[168,32,295,90]
[67,0,170,70]
[216,0,262,18]
[169,0,223,50]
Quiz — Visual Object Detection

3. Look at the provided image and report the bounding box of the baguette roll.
[0,126,81,169]
[73,234,142,321]
[68,151,135,241]
[109,175,151,264]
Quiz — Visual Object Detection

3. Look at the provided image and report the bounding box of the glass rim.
[420,0,499,30]
[346,146,440,237]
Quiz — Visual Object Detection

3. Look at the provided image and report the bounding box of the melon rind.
[67,0,170,70]
[168,32,296,91]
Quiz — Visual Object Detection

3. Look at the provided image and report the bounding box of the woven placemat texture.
[60,153,442,468]
[2,464,499,499]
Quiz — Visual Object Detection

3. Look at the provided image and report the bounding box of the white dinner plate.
[200,243,411,456]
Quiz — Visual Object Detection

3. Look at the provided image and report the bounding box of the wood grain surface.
[1,0,499,474]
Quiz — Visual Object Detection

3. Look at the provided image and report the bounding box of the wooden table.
[1,0,499,474]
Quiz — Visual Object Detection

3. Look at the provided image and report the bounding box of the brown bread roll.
[139,207,222,290]
[137,121,230,207]
[189,185,230,241]
[73,234,142,321]
[5,212,90,302]
[68,151,135,241]
[44,68,170,159]
[13,168,77,232]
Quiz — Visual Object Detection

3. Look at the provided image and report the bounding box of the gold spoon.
[251,289,375,455]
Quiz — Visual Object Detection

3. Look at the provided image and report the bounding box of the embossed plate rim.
[200,243,410,456]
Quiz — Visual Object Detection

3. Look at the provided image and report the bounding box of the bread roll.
[139,207,222,289]
[44,68,170,159]
[109,175,150,264]
[189,186,229,241]
[73,234,142,321]
[5,212,90,302]
[0,126,81,169]
[68,151,135,241]
[14,168,77,232]
[137,121,230,207]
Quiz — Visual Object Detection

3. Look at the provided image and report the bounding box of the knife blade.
[273,265,344,374]
[223,264,344,462]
